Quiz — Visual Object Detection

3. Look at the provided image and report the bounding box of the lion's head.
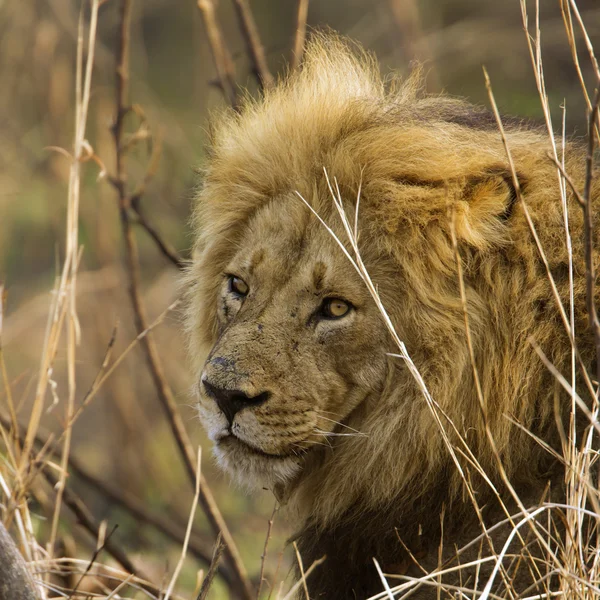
[184,33,598,598]
[192,197,391,489]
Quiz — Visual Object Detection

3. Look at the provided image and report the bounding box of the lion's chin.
[213,436,303,490]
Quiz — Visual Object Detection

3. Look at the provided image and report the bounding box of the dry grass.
[1,0,599,599]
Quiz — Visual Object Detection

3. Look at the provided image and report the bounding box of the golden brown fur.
[184,35,599,598]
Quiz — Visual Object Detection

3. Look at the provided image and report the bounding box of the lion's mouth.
[217,434,299,460]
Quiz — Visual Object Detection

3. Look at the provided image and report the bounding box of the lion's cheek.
[233,410,312,454]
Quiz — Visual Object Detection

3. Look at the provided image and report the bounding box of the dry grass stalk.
[373,557,395,600]
[292,541,310,600]
[163,448,202,600]
[45,0,99,570]
[0,3,103,598]
[483,65,600,581]
[517,28,600,580]
[0,284,20,462]
[300,172,529,599]
[582,87,600,389]
[32,557,187,600]
[280,553,326,600]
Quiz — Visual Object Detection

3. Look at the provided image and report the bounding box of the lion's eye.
[321,298,351,319]
[228,275,249,297]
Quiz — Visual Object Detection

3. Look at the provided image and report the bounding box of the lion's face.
[196,199,389,488]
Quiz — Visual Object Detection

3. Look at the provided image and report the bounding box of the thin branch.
[291,0,309,71]
[196,533,225,600]
[196,0,238,106]
[41,467,150,583]
[68,525,119,598]
[107,171,185,270]
[127,129,185,269]
[231,0,274,88]
[111,3,253,599]
[256,502,278,599]
[131,199,185,270]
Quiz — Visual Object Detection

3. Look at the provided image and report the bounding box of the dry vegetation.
[0,0,599,598]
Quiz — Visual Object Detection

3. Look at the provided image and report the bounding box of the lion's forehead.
[229,201,357,293]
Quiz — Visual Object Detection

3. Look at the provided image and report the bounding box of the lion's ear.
[453,167,524,248]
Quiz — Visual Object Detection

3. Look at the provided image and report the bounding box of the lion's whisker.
[314,428,367,438]
[314,414,364,434]
[304,433,335,450]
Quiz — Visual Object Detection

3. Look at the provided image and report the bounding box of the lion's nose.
[202,379,270,425]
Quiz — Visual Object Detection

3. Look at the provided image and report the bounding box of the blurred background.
[0,0,598,597]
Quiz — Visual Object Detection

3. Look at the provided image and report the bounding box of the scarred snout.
[201,373,270,425]
[199,349,278,434]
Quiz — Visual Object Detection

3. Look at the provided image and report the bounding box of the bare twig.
[111,2,253,599]
[41,467,150,583]
[231,0,273,88]
[131,199,185,270]
[68,524,118,598]
[291,0,309,71]
[256,502,279,599]
[196,533,225,600]
[196,0,238,106]
[127,129,185,269]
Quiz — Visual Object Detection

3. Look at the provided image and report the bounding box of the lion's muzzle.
[202,377,270,425]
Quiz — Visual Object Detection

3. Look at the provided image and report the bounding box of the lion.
[184,35,599,598]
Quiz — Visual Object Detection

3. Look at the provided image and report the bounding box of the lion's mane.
[185,35,599,598]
